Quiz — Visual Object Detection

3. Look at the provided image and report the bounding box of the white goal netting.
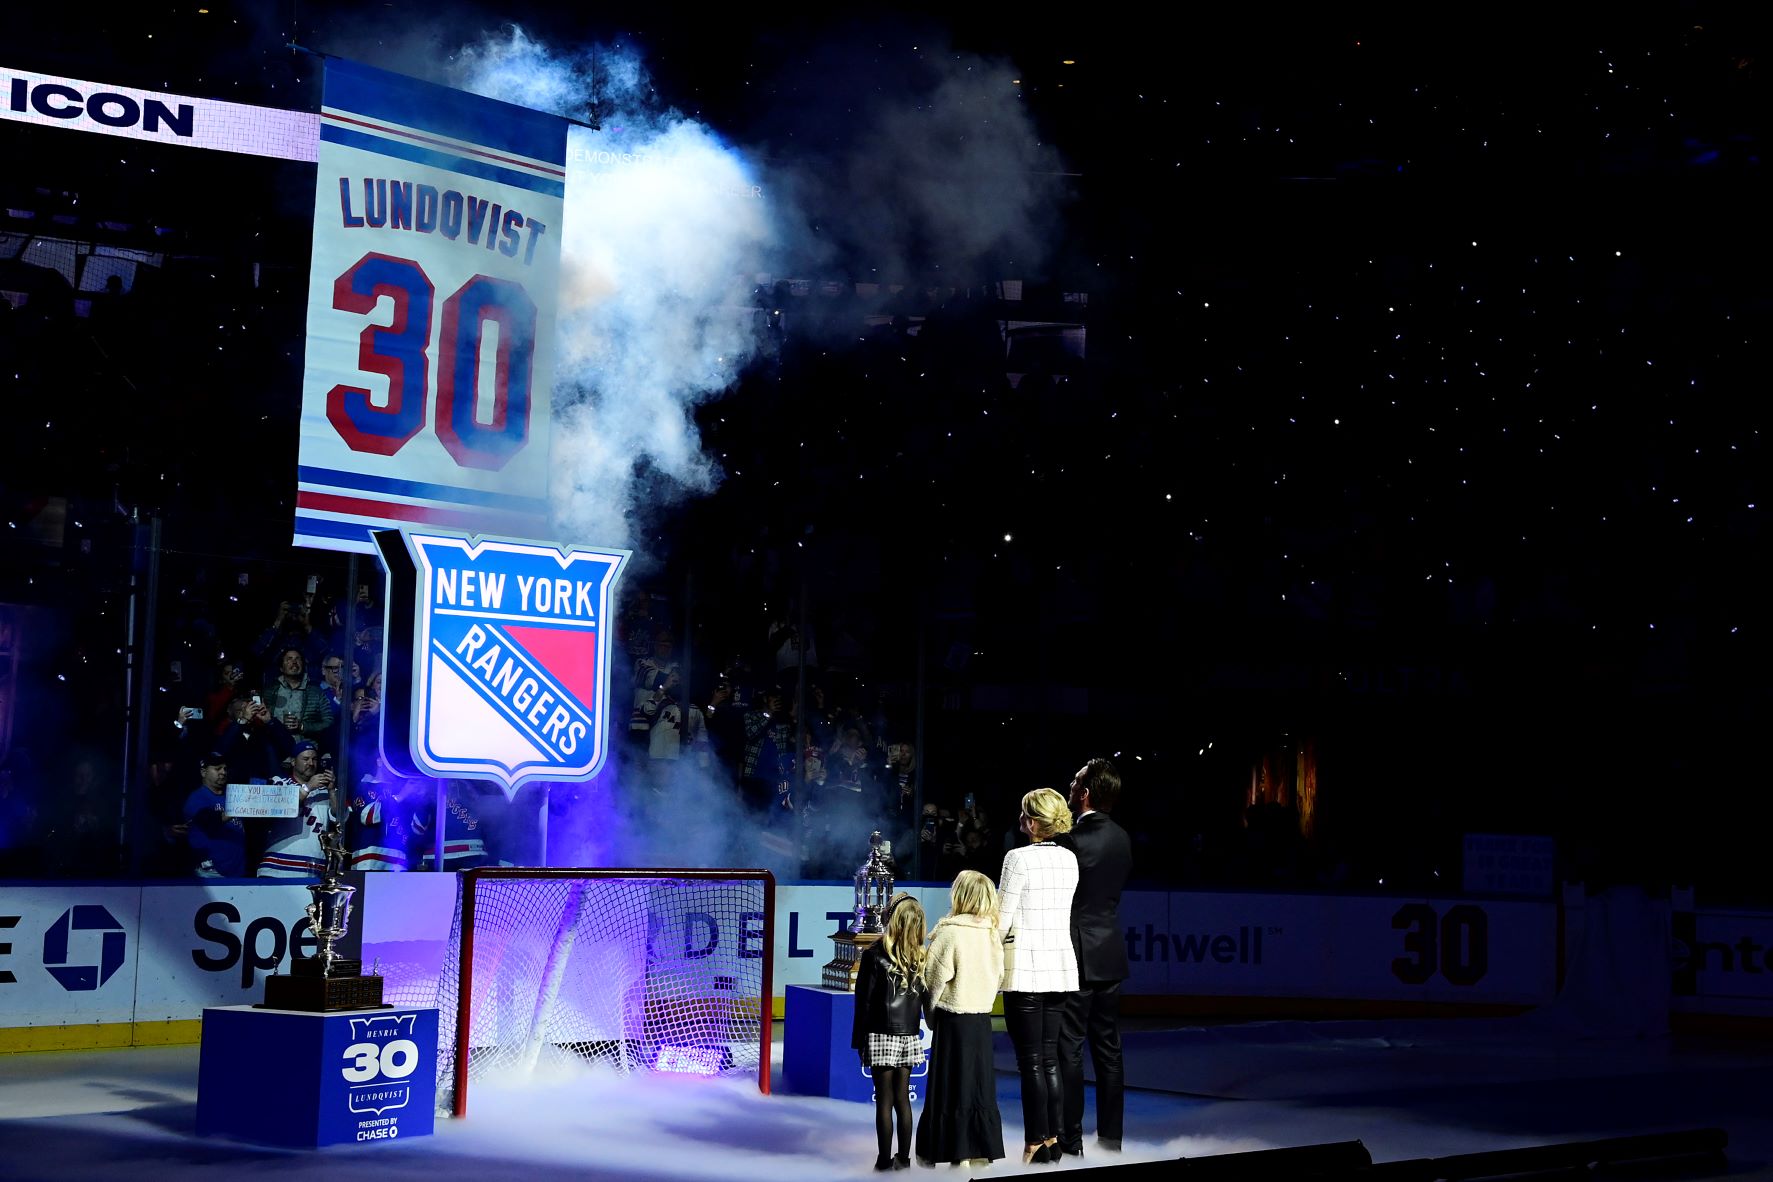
[435,869,774,1115]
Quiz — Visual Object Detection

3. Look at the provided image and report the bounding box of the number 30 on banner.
[325,251,536,472]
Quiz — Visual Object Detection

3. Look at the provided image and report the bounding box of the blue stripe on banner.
[294,516,378,547]
[298,466,551,514]
[324,58,567,167]
[320,124,566,198]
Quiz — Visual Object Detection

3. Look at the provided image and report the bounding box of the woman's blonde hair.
[1021,787,1074,842]
[948,870,999,925]
[880,892,927,978]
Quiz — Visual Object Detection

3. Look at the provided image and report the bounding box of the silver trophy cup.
[261,811,384,1009]
[304,874,356,978]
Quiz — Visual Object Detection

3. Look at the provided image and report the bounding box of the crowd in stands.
[0,543,1025,882]
[0,535,1676,898]
[607,595,1011,883]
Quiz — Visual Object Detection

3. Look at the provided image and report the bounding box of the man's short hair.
[1079,757,1121,812]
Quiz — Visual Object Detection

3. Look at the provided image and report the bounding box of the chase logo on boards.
[376,528,629,795]
[42,905,127,992]
[0,914,17,984]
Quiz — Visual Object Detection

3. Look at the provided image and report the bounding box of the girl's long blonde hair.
[947,870,999,926]
[880,892,927,979]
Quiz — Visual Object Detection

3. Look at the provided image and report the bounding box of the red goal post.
[441,867,776,1117]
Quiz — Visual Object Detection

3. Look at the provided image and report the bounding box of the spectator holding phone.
[201,660,246,736]
[957,793,989,839]
[257,741,335,878]
[254,596,326,674]
[884,742,920,856]
[262,647,336,743]
[318,653,348,707]
[337,673,384,796]
[315,653,349,757]
[214,693,297,783]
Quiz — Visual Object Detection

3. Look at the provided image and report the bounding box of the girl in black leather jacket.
[850,893,928,1170]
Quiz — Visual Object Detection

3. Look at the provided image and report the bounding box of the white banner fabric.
[294,59,567,554]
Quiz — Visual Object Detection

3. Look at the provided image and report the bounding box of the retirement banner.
[296,59,566,554]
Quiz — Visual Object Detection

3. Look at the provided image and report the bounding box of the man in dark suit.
[1055,757,1131,1157]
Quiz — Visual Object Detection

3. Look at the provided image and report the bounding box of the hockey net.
[436,867,775,1116]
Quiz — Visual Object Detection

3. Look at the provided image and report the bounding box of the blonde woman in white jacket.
[913,870,1006,1167]
[998,787,1080,1165]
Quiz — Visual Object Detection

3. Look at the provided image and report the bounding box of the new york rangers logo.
[375,528,629,794]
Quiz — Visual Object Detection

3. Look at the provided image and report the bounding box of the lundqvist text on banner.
[295,59,568,554]
[376,528,629,795]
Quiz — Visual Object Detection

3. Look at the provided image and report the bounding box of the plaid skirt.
[863,1032,924,1069]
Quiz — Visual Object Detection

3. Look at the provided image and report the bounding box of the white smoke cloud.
[448,25,1073,555]
[448,1071,1276,1178]
[452,28,774,551]
[546,757,798,876]
[764,44,1067,290]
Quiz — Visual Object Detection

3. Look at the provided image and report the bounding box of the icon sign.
[376,528,629,795]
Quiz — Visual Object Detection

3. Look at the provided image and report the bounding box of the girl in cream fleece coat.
[914,871,1007,1166]
[924,914,1004,1014]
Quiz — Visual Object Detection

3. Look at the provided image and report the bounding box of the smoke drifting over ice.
[453,29,774,552]
[451,1071,1269,1179]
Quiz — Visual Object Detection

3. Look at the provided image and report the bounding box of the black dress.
[914,1008,1005,1164]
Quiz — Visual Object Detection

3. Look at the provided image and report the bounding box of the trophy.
[821,830,896,991]
[261,776,386,1011]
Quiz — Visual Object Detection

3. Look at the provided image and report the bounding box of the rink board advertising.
[14,883,1773,1047]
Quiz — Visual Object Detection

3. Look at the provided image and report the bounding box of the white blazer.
[997,841,1079,994]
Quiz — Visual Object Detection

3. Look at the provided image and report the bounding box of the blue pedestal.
[197,1005,438,1147]
[782,984,929,1104]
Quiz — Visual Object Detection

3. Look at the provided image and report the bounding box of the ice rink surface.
[1,1017,1768,1180]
